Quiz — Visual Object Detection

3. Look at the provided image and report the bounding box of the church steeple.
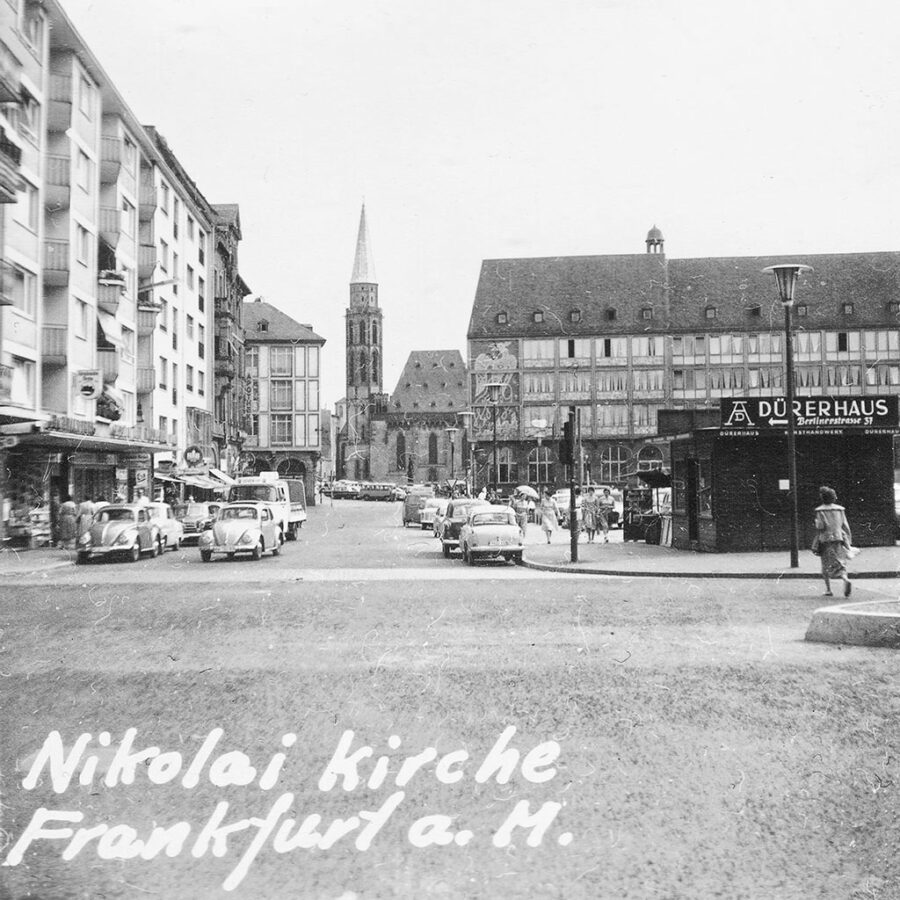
[351,203,377,285]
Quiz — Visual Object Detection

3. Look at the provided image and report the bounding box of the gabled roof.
[351,204,377,284]
[242,299,325,343]
[390,350,468,413]
[468,254,668,338]
[213,204,242,239]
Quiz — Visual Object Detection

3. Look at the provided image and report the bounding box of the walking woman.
[582,487,598,543]
[814,485,852,597]
[58,496,78,550]
[539,488,560,545]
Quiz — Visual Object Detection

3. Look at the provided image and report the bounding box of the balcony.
[47,75,72,132]
[44,154,71,210]
[138,243,157,279]
[0,39,22,104]
[42,324,68,365]
[136,366,155,394]
[214,298,234,321]
[215,357,235,379]
[97,348,119,384]
[100,135,122,183]
[43,239,69,286]
[0,260,14,306]
[97,272,126,315]
[0,128,24,204]
[137,306,161,335]
[138,167,157,221]
[98,206,121,248]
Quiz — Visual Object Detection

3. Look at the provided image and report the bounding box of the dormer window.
[533,311,544,323]
[605,308,617,321]
[796,304,808,317]
[641,308,653,320]
[569,309,581,323]
[705,306,718,319]
[257,319,268,332]
[748,305,761,318]
[842,302,854,315]
[496,312,508,324]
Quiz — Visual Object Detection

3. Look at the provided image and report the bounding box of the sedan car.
[419,498,447,532]
[76,504,162,564]
[439,499,486,557]
[178,501,221,544]
[459,505,524,565]
[146,502,185,551]
[198,502,282,561]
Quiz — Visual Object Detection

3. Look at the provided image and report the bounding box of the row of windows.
[158,358,205,397]
[347,319,380,345]
[253,379,320,412]
[394,431,470,470]
[512,331,900,368]
[246,345,320,377]
[249,414,321,447]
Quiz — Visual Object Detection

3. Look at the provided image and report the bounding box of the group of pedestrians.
[54,487,145,549]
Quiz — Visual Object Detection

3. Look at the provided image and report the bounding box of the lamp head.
[762,264,813,307]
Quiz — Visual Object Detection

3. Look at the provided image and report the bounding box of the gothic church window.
[396,432,406,470]
[428,433,438,465]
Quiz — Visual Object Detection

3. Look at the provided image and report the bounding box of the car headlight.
[78,533,91,546]
[115,532,132,546]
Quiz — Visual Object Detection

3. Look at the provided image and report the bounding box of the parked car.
[329,481,361,500]
[146,502,185,551]
[440,499,488,557]
[459,505,524,565]
[419,498,446,532]
[198,502,282,562]
[76,504,162,564]
[178,501,221,544]
[402,486,434,527]
[358,482,395,501]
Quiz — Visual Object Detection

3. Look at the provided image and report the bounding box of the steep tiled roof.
[390,350,468,412]
[242,299,325,343]
[468,254,669,338]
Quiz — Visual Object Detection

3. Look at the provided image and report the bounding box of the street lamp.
[763,263,813,569]
[445,425,459,486]
[485,382,504,492]
[457,411,474,495]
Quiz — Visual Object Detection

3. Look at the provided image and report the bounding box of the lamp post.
[458,411,474,496]
[763,263,812,569]
[486,382,504,492]
[445,425,459,488]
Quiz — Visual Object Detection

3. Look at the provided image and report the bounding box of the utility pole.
[567,406,577,563]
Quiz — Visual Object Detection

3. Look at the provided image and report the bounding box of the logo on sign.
[184,445,204,467]
[722,400,755,427]
[75,370,103,400]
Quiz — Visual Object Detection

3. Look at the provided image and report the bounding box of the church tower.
[340,204,384,479]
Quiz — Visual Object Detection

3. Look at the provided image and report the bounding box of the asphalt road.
[1,500,898,899]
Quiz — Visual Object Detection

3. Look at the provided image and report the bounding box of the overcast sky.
[62,0,900,407]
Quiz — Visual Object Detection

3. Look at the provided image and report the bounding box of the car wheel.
[159,536,167,553]
[272,541,280,556]
[173,537,182,551]
[152,537,162,558]
[76,553,89,565]
[442,543,451,558]
[251,542,262,561]
[201,550,212,563]
[129,545,140,563]
[511,552,523,564]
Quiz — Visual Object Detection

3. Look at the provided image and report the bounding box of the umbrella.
[516,485,539,499]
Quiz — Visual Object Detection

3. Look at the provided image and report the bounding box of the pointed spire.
[351,203,377,284]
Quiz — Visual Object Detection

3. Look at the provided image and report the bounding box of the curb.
[520,557,900,580]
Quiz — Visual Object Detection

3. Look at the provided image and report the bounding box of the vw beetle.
[198,502,282,561]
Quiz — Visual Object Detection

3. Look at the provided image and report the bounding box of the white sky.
[61,0,900,407]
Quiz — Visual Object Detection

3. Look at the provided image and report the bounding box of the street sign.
[74,370,103,400]
[721,396,899,436]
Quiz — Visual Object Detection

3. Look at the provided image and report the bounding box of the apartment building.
[0,0,250,544]
[242,298,325,503]
[466,227,900,488]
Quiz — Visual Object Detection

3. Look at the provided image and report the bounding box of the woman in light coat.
[814,485,852,597]
[539,489,560,544]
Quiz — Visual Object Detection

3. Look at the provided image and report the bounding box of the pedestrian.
[93,495,109,513]
[76,498,95,539]
[597,487,615,543]
[135,487,150,507]
[58,496,77,550]
[582,487,598,543]
[49,491,61,547]
[511,490,529,540]
[813,486,853,597]
[539,488,560,544]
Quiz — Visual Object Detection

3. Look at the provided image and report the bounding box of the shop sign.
[721,396,900,436]
[123,453,152,468]
[74,370,103,400]
[183,445,204,466]
[134,470,149,488]
[73,452,117,466]
[115,468,128,481]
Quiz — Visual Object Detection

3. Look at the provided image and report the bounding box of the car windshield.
[230,486,275,502]
[221,507,260,521]
[148,507,165,519]
[185,503,208,516]
[97,509,135,523]
[472,512,516,526]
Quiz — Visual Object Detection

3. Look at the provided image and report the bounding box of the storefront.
[664,397,899,553]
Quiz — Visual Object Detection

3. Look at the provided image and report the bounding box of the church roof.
[350,204,377,284]
[390,350,468,413]
[242,299,325,343]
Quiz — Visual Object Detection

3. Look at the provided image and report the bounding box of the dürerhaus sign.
[720,395,899,436]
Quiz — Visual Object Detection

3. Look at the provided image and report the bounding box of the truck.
[225,472,307,541]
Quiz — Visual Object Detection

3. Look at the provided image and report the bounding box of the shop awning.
[181,474,227,492]
[153,471,183,483]
[208,467,234,485]
[97,310,125,350]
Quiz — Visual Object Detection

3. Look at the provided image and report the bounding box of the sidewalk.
[0,545,77,576]
[521,527,900,579]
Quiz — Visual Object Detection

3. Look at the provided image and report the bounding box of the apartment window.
[632,369,665,392]
[747,367,783,390]
[78,75,94,119]
[160,183,170,216]
[172,252,179,293]
[825,331,860,356]
[198,324,205,358]
[121,198,135,238]
[826,365,861,388]
[21,5,44,53]
[159,299,168,331]
[186,365,194,392]
[11,267,36,316]
[9,357,35,406]
[186,265,194,290]
[122,327,134,360]
[560,338,591,366]
[596,336,629,361]
[14,181,38,231]
[198,230,205,265]
[249,414,258,436]
[497,447,518,484]
[246,345,258,370]
[865,364,900,387]
[158,357,167,390]
[673,369,707,391]
[708,368,744,391]
[559,370,591,395]
[864,330,900,356]
[596,369,628,393]
[308,414,320,447]
[186,315,194,339]
[76,224,90,265]
[187,216,195,241]
[308,346,319,377]
[295,415,307,447]
[198,370,205,397]
[747,332,781,359]
[159,416,167,435]
[122,137,137,173]
[632,404,660,431]
[17,91,40,146]
[524,372,555,395]
[796,366,823,389]
[271,380,292,410]
[198,277,205,312]
[795,332,822,359]
[596,404,630,432]
[173,198,180,239]
[171,309,178,349]
[308,380,319,410]
[631,336,665,359]
[523,339,555,367]
[672,335,707,361]
[271,415,292,445]
[74,299,88,339]
[160,239,169,272]
[76,150,92,192]
[172,363,178,405]
[270,346,292,375]
[708,333,743,361]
